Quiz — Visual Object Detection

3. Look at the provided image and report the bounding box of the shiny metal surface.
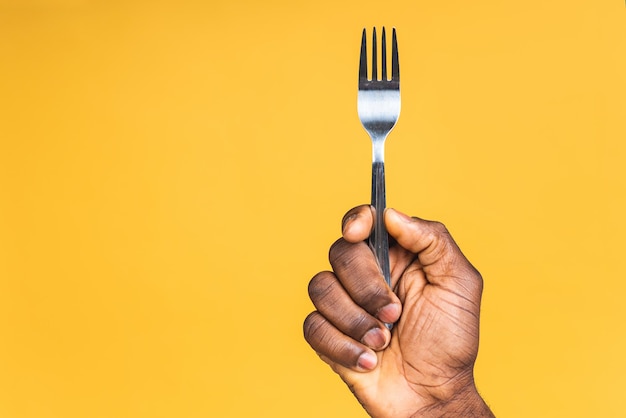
[357,27,401,327]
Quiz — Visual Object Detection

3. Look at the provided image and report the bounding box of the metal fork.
[357,27,400,301]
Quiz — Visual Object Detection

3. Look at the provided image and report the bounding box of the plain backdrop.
[1,0,625,417]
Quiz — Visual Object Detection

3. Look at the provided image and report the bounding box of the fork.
[357,27,401,304]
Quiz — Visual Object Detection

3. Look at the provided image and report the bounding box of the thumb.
[385,208,482,289]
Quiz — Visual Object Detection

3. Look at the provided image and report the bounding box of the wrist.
[411,384,494,418]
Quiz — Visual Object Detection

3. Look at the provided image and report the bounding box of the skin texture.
[303,206,495,417]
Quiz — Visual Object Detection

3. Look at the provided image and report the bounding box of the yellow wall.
[1,1,625,417]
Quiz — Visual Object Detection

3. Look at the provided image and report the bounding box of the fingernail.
[357,351,377,371]
[388,208,412,223]
[362,328,387,349]
[377,303,402,323]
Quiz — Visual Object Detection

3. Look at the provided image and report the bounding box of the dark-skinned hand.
[304,205,494,417]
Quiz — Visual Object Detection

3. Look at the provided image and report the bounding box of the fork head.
[359,27,400,87]
[357,27,401,145]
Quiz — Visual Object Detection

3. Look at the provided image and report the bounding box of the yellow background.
[1,0,625,417]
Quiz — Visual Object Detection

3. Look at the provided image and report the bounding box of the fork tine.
[381,27,387,81]
[359,28,367,82]
[371,27,377,81]
[391,28,399,81]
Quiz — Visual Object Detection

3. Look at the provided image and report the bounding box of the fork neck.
[371,137,386,163]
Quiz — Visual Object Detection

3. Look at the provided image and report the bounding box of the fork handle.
[369,161,392,294]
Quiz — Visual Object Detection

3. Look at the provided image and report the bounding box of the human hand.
[303,205,494,417]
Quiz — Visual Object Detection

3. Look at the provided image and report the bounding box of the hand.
[303,205,494,417]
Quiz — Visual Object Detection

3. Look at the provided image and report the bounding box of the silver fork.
[357,27,401,302]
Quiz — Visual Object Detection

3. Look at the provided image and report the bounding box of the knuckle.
[330,242,364,273]
[471,266,484,291]
[308,271,336,301]
[302,311,324,343]
[473,266,483,282]
[423,220,456,263]
[429,220,450,236]
[303,313,363,370]
[328,238,349,262]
